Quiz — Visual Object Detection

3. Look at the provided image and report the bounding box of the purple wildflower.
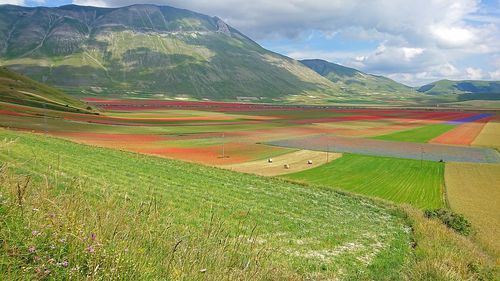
[28,246,36,253]
[86,246,95,253]
[32,230,40,236]
[62,260,69,268]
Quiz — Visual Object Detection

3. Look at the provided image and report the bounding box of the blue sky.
[2,0,499,86]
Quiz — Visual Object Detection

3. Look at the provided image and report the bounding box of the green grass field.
[0,129,412,280]
[372,124,456,143]
[285,154,445,209]
[0,68,92,113]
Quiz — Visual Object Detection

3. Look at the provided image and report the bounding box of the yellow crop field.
[445,162,500,257]
[472,120,500,149]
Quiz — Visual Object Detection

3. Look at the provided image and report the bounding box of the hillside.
[417,80,500,99]
[0,128,412,279]
[0,67,92,112]
[1,129,496,279]
[300,59,414,98]
[0,4,336,102]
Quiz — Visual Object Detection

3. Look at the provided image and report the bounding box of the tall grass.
[0,164,290,280]
[0,129,415,279]
[402,206,498,280]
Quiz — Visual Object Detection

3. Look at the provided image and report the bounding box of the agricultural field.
[372,124,457,143]
[285,154,445,209]
[0,99,498,167]
[0,129,413,279]
[1,3,499,278]
[222,150,342,176]
[472,119,500,149]
[445,162,500,257]
[0,98,499,279]
[267,134,500,163]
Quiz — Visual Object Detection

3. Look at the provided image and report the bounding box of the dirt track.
[221,150,341,176]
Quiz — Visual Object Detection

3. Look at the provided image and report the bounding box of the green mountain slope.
[0,67,92,112]
[417,80,500,100]
[300,59,414,97]
[0,4,336,102]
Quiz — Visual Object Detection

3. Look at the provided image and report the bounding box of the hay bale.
[307,160,313,165]
[268,158,273,163]
[284,164,290,169]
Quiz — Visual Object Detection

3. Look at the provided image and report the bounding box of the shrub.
[424,208,472,236]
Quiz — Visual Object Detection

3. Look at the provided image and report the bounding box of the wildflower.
[61,260,69,268]
[28,246,36,253]
[86,246,95,253]
[32,230,40,236]
[90,233,96,241]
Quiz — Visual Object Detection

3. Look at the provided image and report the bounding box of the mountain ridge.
[417,79,500,96]
[300,59,413,93]
[0,4,337,102]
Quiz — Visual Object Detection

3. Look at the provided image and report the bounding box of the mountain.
[0,67,93,112]
[417,80,500,100]
[0,4,336,102]
[300,59,413,95]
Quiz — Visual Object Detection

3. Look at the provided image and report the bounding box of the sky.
[1,0,499,86]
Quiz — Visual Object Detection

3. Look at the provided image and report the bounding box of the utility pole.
[221,132,225,159]
[326,143,329,163]
[43,103,48,135]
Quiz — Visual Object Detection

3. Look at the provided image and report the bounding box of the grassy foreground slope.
[0,68,91,113]
[285,154,444,209]
[0,129,412,280]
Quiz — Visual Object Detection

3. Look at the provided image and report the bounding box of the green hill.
[0,4,335,102]
[417,80,500,100]
[300,59,415,100]
[0,67,91,112]
[1,129,496,279]
[0,128,412,279]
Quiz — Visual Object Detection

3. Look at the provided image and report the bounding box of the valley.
[0,2,499,280]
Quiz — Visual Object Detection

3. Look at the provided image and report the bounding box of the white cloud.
[489,70,500,79]
[402,48,425,60]
[465,67,485,79]
[0,0,25,5]
[430,25,476,48]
